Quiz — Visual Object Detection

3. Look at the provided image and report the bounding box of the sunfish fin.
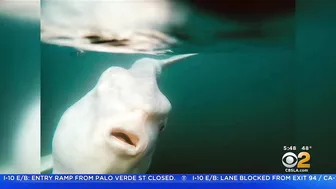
[160,53,197,68]
[40,154,53,173]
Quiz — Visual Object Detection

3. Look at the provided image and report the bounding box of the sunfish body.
[43,54,196,174]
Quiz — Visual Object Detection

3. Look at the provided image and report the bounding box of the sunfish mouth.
[111,129,139,148]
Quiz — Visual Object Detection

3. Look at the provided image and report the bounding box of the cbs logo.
[282,152,311,169]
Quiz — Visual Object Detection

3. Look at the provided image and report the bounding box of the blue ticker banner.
[1,174,336,189]
[0,174,336,189]
[2,174,336,183]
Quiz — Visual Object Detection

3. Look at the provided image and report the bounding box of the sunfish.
[0,0,40,22]
[41,53,196,174]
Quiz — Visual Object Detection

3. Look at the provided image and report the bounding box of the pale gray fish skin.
[40,0,190,55]
[2,0,293,54]
[50,54,196,174]
[0,0,40,22]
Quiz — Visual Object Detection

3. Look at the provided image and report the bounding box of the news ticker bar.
[1,174,336,183]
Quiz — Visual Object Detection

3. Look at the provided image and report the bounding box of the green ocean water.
[1,3,336,173]
[0,18,40,164]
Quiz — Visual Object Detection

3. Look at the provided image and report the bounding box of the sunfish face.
[52,65,171,174]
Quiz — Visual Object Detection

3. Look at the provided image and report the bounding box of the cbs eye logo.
[282,152,311,169]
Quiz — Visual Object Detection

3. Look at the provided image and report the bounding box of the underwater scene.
[0,0,335,174]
